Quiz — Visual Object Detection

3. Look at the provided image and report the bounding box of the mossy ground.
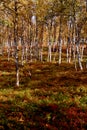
[0,55,87,130]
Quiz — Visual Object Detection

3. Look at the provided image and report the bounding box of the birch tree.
[2,0,20,86]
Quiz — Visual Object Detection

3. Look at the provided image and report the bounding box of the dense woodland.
[0,0,87,129]
[0,0,87,86]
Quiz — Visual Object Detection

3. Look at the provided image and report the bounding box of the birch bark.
[58,15,62,64]
[14,0,19,86]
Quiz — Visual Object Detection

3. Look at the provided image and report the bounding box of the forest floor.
[0,55,87,130]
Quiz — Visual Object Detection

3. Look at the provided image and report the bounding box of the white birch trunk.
[21,46,25,66]
[26,46,28,62]
[48,42,52,62]
[16,69,19,86]
[7,43,10,61]
[80,45,84,61]
[14,0,19,87]
[72,44,76,62]
[58,39,62,64]
[58,15,62,65]
[30,42,32,62]
[67,47,69,63]
[76,45,83,70]
[69,46,71,63]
